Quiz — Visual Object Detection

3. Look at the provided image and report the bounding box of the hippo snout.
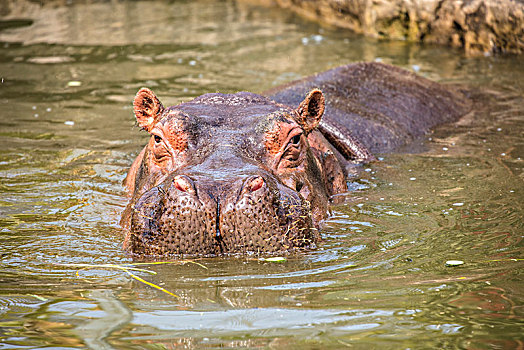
[126,172,317,257]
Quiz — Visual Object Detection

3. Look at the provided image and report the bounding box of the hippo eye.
[152,134,170,164]
[281,132,303,166]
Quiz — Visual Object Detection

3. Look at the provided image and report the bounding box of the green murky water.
[0,1,522,348]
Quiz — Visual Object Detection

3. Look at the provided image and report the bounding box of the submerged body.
[267,62,471,153]
[121,62,470,257]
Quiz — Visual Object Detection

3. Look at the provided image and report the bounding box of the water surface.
[0,1,522,348]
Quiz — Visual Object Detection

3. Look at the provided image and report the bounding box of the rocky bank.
[269,0,524,55]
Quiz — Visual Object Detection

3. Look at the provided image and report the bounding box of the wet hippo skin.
[121,62,471,257]
[266,62,471,154]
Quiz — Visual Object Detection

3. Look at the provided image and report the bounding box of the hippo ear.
[295,89,325,134]
[133,88,164,132]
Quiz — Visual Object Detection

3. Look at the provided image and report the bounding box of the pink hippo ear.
[133,88,164,132]
[294,89,325,134]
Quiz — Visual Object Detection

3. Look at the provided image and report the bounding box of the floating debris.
[312,34,323,43]
[59,261,207,298]
[446,260,464,266]
[484,258,523,262]
[28,56,74,64]
[261,257,287,263]
[67,81,82,87]
[30,294,48,302]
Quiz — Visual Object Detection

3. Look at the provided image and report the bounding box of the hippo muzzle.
[126,171,315,256]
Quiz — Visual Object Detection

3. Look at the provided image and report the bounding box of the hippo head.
[121,88,347,257]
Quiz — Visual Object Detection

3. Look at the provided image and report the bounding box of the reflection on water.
[0,0,523,348]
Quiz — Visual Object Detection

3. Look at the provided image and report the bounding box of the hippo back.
[266,62,472,154]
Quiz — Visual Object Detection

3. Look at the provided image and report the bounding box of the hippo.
[121,62,471,257]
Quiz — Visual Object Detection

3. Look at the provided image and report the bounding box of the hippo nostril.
[173,175,194,193]
[247,176,265,192]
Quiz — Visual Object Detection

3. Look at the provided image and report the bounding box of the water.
[0,0,522,348]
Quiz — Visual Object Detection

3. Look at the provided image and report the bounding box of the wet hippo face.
[121,88,344,257]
